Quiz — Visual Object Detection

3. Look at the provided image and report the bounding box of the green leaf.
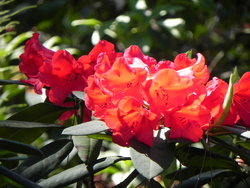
[172,169,236,188]
[0,79,31,86]
[0,165,42,188]
[38,156,129,188]
[71,19,102,26]
[0,138,43,156]
[221,125,250,139]
[209,136,250,167]
[14,139,73,182]
[72,136,102,165]
[7,103,69,123]
[62,120,109,135]
[130,128,175,179]
[175,145,238,170]
[0,120,62,128]
[0,120,62,144]
[88,133,112,142]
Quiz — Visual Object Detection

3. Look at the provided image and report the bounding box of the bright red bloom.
[39,50,86,105]
[103,96,158,147]
[225,72,250,127]
[201,77,228,127]
[173,53,209,84]
[84,75,113,118]
[164,94,211,142]
[78,40,120,78]
[19,33,54,94]
[143,68,195,116]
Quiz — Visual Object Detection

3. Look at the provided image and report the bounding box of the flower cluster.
[20,33,250,147]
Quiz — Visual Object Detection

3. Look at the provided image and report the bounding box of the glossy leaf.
[0,165,42,188]
[14,139,73,182]
[172,169,236,188]
[62,120,109,135]
[38,156,129,188]
[130,128,175,179]
[175,145,238,170]
[221,125,250,139]
[209,136,250,167]
[7,103,69,123]
[0,138,43,156]
[0,120,62,144]
[0,79,31,86]
[72,136,102,165]
[0,103,67,144]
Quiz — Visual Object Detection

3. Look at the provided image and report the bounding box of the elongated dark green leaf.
[0,165,42,188]
[0,79,31,86]
[165,167,203,181]
[14,139,73,182]
[72,136,102,165]
[38,156,129,188]
[172,169,236,188]
[221,125,250,139]
[7,103,69,123]
[0,138,43,156]
[130,128,175,179]
[209,136,250,167]
[176,145,238,170]
[0,103,67,144]
[0,121,62,144]
[0,120,62,128]
[62,120,109,135]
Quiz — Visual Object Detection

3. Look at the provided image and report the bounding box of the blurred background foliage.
[1,0,250,187]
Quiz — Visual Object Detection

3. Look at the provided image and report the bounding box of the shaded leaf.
[14,139,73,182]
[0,165,42,188]
[176,145,238,170]
[7,103,69,123]
[0,79,32,86]
[0,120,62,144]
[72,136,102,165]
[0,103,67,144]
[0,138,43,156]
[209,136,250,167]
[62,120,109,135]
[221,125,250,139]
[38,156,129,188]
[172,169,236,188]
[130,128,175,179]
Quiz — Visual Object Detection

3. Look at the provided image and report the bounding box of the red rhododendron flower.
[201,77,229,127]
[103,96,158,147]
[173,53,209,84]
[19,33,54,94]
[225,72,250,127]
[143,68,195,116]
[39,50,87,105]
[164,94,211,142]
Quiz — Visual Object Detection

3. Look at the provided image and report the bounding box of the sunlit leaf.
[14,139,73,182]
[71,19,101,26]
[62,120,109,135]
[38,156,129,188]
